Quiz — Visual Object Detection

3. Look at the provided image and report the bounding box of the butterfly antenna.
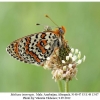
[36,23,45,27]
[45,15,59,27]
[36,23,40,25]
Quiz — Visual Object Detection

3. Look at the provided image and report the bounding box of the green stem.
[57,80,63,92]
[65,81,69,92]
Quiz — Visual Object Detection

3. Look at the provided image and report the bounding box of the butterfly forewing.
[6,31,60,65]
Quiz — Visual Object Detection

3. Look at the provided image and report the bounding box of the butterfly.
[6,15,66,66]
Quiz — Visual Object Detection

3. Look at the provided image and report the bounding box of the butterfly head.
[53,26,66,37]
[58,26,66,35]
[45,15,66,37]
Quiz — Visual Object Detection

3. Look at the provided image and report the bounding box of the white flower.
[69,53,72,58]
[66,56,69,61]
[83,55,86,62]
[68,64,73,68]
[75,49,79,54]
[71,48,74,53]
[78,51,81,59]
[62,60,66,64]
[63,66,67,71]
[77,59,82,65]
[72,55,77,62]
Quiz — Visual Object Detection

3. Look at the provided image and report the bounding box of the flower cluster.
[43,44,86,82]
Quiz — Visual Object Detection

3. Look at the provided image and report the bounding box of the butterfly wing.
[6,32,60,66]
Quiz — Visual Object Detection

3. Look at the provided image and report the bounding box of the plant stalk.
[65,81,69,92]
[57,80,63,92]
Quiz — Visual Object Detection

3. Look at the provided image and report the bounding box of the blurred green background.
[0,2,100,92]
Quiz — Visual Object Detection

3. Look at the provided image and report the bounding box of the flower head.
[43,43,86,82]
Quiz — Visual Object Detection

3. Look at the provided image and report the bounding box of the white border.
[0,0,100,2]
[0,93,100,100]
